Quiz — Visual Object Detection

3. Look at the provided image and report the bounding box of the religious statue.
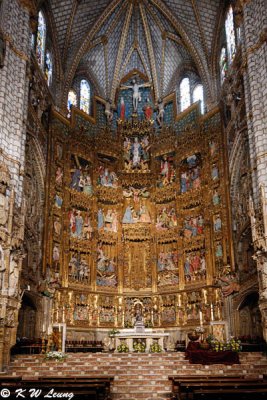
[122,206,133,224]
[217,273,240,297]
[156,99,165,127]
[213,189,221,205]
[70,167,81,191]
[55,143,63,161]
[215,242,223,258]
[131,137,142,167]
[120,78,151,113]
[54,194,63,208]
[134,305,145,332]
[214,214,222,232]
[0,163,10,229]
[52,244,60,268]
[83,175,93,195]
[160,155,175,186]
[53,217,61,236]
[83,215,93,239]
[143,98,153,120]
[212,164,219,180]
[8,254,19,297]
[104,99,114,124]
[55,166,63,186]
[0,244,6,290]
[75,210,84,238]
[119,97,125,120]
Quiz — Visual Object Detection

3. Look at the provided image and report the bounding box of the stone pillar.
[0,0,33,371]
[242,0,267,340]
[0,0,34,204]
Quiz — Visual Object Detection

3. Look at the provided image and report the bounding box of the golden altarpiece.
[42,89,233,343]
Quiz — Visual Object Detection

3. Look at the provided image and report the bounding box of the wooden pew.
[0,375,113,400]
[169,375,267,400]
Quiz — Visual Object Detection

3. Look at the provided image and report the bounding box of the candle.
[199,310,203,326]
[211,304,214,321]
[203,289,207,304]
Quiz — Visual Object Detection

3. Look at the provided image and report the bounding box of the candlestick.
[211,304,214,321]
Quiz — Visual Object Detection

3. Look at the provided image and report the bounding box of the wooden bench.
[0,375,113,400]
[193,387,267,399]
[169,375,267,400]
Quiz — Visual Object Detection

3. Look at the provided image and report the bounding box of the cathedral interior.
[0,0,267,398]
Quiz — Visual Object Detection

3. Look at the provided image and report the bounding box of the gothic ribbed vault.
[47,0,223,107]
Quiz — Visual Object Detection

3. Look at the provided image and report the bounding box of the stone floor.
[6,352,267,399]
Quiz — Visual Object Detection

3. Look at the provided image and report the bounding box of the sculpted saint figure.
[0,183,8,227]
[156,99,165,127]
[104,99,114,124]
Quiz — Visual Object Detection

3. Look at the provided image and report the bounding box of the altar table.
[114,329,169,352]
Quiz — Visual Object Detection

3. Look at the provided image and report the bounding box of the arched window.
[36,11,46,69]
[45,51,53,87]
[67,90,78,111]
[180,77,190,112]
[220,47,227,83]
[193,84,204,114]
[80,80,91,114]
[225,6,236,63]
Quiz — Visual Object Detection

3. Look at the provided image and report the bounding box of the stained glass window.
[67,90,78,111]
[45,52,53,87]
[80,80,90,114]
[225,6,236,63]
[220,47,227,83]
[193,84,204,114]
[180,77,190,112]
[36,11,46,69]
[31,33,35,50]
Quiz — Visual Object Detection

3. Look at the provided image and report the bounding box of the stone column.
[0,0,34,371]
[242,0,267,340]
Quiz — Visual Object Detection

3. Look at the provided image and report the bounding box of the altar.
[114,329,169,352]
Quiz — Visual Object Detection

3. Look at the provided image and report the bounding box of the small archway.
[17,294,37,339]
[238,292,263,340]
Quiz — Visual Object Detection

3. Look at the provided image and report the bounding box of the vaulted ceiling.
[47,0,225,108]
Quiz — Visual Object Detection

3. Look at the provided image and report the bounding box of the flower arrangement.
[206,334,215,345]
[45,351,66,361]
[133,340,146,353]
[117,342,129,353]
[225,337,242,352]
[124,321,133,329]
[108,329,120,336]
[145,320,153,328]
[208,336,242,352]
[150,342,162,353]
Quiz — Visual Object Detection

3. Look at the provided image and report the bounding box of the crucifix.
[120,78,152,113]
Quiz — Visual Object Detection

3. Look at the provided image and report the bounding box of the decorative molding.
[18,0,37,16]
[62,0,80,64]
[111,2,133,101]
[190,0,209,63]
[139,2,159,100]
[3,33,28,62]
